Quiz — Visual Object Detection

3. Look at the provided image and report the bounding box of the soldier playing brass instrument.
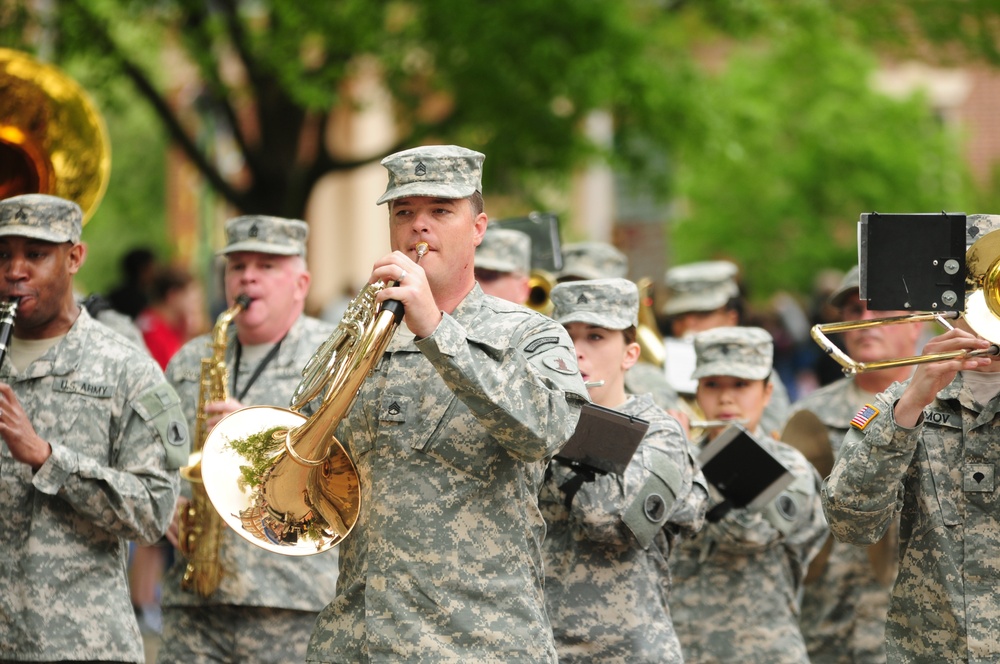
[823,215,1000,663]
[158,215,337,664]
[306,145,589,663]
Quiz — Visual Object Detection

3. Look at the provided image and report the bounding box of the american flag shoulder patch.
[850,404,880,431]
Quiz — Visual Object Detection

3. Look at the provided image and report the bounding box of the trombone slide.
[811,312,999,375]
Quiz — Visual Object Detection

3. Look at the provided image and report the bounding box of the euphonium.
[201,242,429,556]
[178,294,251,596]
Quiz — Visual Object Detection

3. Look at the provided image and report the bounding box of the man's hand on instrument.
[372,248,442,339]
[205,398,245,431]
[894,328,992,427]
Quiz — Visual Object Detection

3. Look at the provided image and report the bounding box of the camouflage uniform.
[307,145,590,663]
[541,278,708,663]
[823,373,1000,663]
[669,327,828,664]
[306,284,588,663]
[157,215,339,664]
[791,380,893,663]
[625,363,680,411]
[662,261,790,436]
[0,195,186,663]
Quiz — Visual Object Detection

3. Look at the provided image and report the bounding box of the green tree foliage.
[668,6,979,300]
[4,0,1000,303]
[4,0,694,216]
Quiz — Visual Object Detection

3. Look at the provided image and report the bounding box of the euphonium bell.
[201,243,429,556]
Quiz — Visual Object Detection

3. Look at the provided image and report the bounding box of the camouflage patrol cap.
[829,265,861,307]
[557,241,629,281]
[664,260,740,316]
[476,228,531,275]
[691,326,773,381]
[218,215,308,258]
[551,278,639,331]
[377,145,484,205]
[0,194,82,243]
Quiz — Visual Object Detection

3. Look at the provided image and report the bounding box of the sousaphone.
[0,48,111,219]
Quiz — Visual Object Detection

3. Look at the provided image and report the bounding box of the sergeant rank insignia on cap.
[850,404,880,430]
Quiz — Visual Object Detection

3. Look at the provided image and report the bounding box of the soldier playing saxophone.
[159,215,337,664]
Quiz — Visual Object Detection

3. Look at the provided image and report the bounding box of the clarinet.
[0,297,20,369]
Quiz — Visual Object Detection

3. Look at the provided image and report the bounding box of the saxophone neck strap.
[232,333,287,401]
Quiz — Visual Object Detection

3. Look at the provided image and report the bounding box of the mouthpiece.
[584,380,605,388]
[415,242,429,260]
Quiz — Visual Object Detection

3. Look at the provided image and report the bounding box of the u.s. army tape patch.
[850,404,880,431]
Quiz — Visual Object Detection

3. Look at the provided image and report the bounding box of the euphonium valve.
[201,243,429,555]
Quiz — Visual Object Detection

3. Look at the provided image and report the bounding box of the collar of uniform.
[26,305,92,380]
[228,313,306,368]
[938,372,964,401]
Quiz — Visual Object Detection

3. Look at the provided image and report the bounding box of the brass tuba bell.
[0,49,111,220]
[635,277,667,368]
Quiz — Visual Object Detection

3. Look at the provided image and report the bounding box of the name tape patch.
[850,404,880,431]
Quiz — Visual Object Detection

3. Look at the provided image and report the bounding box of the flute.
[689,418,747,429]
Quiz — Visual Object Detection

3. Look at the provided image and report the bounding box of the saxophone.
[178,294,251,596]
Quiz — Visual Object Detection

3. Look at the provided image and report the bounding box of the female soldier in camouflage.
[668,326,828,663]
[540,278,708,663]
